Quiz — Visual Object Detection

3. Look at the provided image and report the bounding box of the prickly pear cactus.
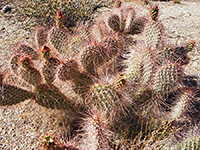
[1,3,200,149]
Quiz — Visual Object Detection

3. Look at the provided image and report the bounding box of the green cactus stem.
[153,63,184,95]
[144,20,162,50]
[140,49,155,86]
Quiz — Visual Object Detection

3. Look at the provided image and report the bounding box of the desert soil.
[0,1,200,149]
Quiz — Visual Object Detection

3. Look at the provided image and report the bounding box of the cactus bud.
[114,0,122,8]
[19,56,31,69]
[56,10,64,28]
[41,45,50,59]
[150,5,159,21]
[186,39,195,53]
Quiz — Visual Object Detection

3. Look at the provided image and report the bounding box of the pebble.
[1,5,12,13]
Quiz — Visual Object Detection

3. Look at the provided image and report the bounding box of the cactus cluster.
[0,2,199,149]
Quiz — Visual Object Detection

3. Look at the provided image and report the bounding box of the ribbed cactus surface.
[153,63,183,95]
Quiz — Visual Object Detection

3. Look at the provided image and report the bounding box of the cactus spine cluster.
[0,2,199,149]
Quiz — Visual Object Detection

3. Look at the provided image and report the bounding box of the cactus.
[35,27,48,50]
[48,27,69,55]
[19,56,42,87]
[1,3,200,149]
[41,46,61,85]
[67,24,90,56]
[80,112,113,150]
[58,60,80,81]
[144,20,163,50]
[108,14,121,32]
[150,5,159,21]
[144,5,163,50]
[81,44,107,76]
[108,5,146,35]
[153,63,184,95]
[140,49,155,86]
[179,136,200,150]
[89,83,120,117]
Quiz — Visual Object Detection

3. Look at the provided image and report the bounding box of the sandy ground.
[0,1,200,149]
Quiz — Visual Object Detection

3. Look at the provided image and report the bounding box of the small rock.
[1,5,12,13]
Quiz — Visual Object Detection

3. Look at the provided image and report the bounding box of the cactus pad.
[20,67,42,88]
[153,63,183,95]
[170,91,194,121]
[17,44,39,60]
[89,83,120,114]
[42,58,60,85]
[140,50,154,86]
[108,14,121,32]
[49,27,68,55]
[144,21,162,50]
[35,27,48,50]
[67,26,90,56]
[58,60,80,81]
[10,54,20,75]
[81,45,107,75]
